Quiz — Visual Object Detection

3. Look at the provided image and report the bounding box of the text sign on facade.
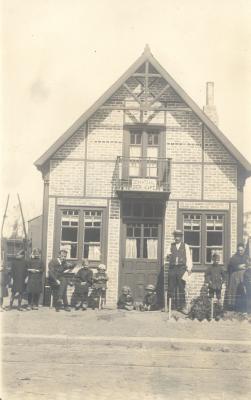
[131,178,157,191]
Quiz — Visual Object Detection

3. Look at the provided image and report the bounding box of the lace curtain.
[126,238,137,258]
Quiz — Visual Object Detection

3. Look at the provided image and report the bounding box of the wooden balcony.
[115,156,171,199]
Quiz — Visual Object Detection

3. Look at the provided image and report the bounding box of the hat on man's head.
[173,229,183,237]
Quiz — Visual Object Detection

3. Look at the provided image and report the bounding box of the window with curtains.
[83,211,102,261]
[122,200,163,260]
[183,214,201,263]
[58,208,105,262]
[126,223,158,259]
[128,130,160,178]
[182,212,226,265]
[60,210,79,259]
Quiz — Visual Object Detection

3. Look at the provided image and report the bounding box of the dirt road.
[1,309,251,399]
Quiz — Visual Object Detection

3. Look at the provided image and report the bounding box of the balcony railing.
[115,156,171,195]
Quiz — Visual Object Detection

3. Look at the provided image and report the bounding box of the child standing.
[205,252,225,302]
[90,264,109,309]
[243,258,251,314]
[141,284,158,311]
[73,259,93,310]
[117,286,134,311]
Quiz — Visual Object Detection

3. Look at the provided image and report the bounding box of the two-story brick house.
[35,46,251,308]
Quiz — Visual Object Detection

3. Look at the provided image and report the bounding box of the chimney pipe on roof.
[203,82,219,126]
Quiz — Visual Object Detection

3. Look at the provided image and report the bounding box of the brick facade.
[41,57,244,308]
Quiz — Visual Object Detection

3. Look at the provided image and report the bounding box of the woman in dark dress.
[227,243,249,310]
[10,250,28,310]
[27,249,43,310]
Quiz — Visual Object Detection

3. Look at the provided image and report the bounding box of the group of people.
[166,229,251,315]
[1,229,251,315]
[0,248,43,311]
[0,248,109,312]
[48,250,108,312]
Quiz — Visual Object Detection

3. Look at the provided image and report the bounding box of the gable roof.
[34,46,251,175]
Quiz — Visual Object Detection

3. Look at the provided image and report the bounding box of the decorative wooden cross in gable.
[123,45,171,124]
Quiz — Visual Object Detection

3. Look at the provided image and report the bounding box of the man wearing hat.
[167,229,192,313]
[48,249,73,311]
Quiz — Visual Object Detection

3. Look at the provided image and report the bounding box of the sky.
[1,0,251,226]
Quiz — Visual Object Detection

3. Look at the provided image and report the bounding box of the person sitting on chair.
[48,250,74,312]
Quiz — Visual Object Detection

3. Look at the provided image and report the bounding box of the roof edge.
[34,50,149,168]
[34,48,251,174]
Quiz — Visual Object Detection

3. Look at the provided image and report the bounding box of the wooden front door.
[120,217,163,302]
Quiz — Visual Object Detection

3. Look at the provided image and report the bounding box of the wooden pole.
[50,288,53,308]
[168,297,172,320]
[17,193,27,239]
[210,297,214,320]
[164,258,169,312]
[1,194,9,239]
[164,290,168,312]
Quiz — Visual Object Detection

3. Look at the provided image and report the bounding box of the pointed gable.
[35,46,251,175]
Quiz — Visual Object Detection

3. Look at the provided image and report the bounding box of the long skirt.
[228,270,245,307]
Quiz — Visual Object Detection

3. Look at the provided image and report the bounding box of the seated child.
[73,260,93,310]
[141,284,158,311]
[205,251,225,302]
[90,264,108,310]
[117,286,134,311]
[243,257,251,314]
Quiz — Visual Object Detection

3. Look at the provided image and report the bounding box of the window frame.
[178,210,229,270]
[55,206,107,267]
[123,126,166,180]
[60,209,80,260]
[125,221,160,260]
[121,200,164,262]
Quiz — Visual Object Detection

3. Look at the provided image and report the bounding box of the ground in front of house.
[1,307,251,400]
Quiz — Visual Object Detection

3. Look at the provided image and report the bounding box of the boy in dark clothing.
[90,264,108,310]
[243,258,251,314]
[141,284,158,311]
[117,286,134,311]
[205,252,225,301]
[73,260,93,310]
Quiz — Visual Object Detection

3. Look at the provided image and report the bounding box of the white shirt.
[174,242,193,272]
